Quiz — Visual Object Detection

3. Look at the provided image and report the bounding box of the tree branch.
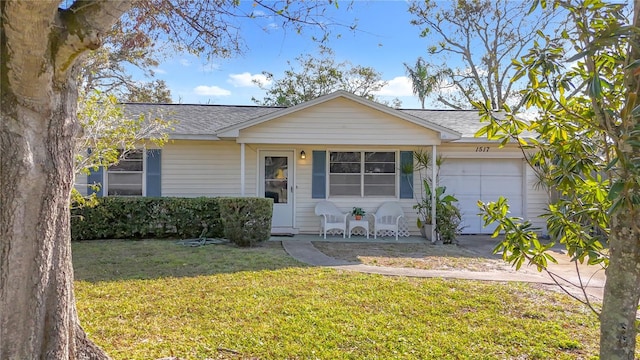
[436,95,463,110]
[54,0,133,79]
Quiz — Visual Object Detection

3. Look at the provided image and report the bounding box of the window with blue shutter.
[146,149,162,197]
[312,150,326,199]
[399,151,414,199]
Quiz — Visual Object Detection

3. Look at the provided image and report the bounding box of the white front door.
[261,151,294,229]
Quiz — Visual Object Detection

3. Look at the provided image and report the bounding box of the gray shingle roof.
[400,109,485,138]
[122,103,485,139]
[122,103,284,137]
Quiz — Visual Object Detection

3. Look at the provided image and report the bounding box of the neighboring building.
[78,91,547,236]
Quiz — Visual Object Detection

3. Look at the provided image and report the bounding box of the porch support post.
[431,145,437,243]
[240,142,246,196]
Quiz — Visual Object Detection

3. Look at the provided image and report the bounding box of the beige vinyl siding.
[237,98,441,146]
[162,140,257,197]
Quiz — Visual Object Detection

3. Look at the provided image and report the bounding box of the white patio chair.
[373,201,405,241]
[314,200,348,239]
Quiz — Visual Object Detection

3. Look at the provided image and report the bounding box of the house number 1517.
[475,146,490,152]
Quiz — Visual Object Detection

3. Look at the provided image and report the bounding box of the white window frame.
[328,150,397,198]
[104,149,147,196]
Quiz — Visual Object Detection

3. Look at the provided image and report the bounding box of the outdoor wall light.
[300,150,306,159]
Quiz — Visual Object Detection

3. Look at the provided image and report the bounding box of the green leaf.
[589,74,602,98]
[607,180,624,200]
[624,59,640,70]
[604,157,619,171]
[566,50,591,63]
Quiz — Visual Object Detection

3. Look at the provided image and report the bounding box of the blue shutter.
[312,150,326,199]
[146,149,162,197]
[399,151,414,199]
[87,166,104,197]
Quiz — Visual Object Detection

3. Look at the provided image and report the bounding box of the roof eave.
[169,134,220,141]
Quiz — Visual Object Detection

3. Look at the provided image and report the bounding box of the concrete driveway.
[457,235,606,300]
[278,234,606,301]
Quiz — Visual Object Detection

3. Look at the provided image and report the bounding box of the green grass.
[74,240,602,359]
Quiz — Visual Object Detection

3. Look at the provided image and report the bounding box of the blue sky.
[150,1,435,109]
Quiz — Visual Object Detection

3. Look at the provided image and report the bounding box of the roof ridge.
[121,102,285,110]
[121,102,480,112]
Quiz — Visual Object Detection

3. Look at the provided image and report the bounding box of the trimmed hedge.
[71,197,274,245]
[219,197,274,247]
[71,197,222,241]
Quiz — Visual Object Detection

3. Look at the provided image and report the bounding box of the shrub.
[71,197,223,240]
[410,150,463,244]
[218,197,273,247]
[414,181,463,244]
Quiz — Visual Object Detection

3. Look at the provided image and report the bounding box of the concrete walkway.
[280,235,606,301]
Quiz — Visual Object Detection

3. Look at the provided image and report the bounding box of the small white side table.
[348,218,370,239]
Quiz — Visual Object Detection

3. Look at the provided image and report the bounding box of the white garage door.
[439,158,523,234]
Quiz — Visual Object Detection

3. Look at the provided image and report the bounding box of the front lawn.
[74,240,602,359]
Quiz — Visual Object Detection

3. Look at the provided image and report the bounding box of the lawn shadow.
[308,234,574,275]
[309,235,520,272]
[72,239,310,283]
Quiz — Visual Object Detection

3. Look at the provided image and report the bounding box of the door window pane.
[265,156,288,203]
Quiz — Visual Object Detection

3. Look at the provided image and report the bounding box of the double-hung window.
[106,150,144,196]
[329,151,396,197]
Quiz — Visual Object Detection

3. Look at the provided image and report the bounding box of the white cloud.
[153,68,167,74]
[374,76,414,97]
[179,58,191,67]
[227,72,271,88]
[193,85,231,96]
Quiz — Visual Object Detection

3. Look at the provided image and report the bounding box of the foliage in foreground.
[72,240,610,359]
[72,90,172,208]
[473,1,639,357]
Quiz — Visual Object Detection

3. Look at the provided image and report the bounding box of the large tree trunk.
[600,212,640,359]
[599,2,640,358]
[0,59,110,360]
[1,1,130,359]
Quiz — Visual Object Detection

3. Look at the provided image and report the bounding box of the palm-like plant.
[403,57,440,109]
